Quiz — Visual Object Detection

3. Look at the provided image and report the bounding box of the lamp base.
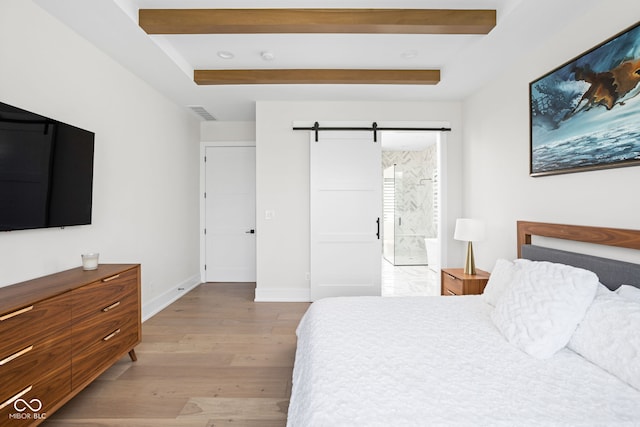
[464,241,476,275]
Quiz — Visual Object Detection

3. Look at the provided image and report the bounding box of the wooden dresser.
[0,264,140,426]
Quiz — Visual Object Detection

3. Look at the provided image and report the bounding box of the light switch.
[265,210,275,220]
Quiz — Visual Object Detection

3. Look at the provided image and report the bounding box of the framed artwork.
[529,22,640,176]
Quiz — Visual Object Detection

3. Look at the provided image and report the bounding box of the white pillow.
[491,260,599,359]
[596,283,613,296]
[616,285,640,303]
[568,291,640,390]
[482,259,521,306]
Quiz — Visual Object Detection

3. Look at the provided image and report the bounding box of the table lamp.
[454,218,485,275]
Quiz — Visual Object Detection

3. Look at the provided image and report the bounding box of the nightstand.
[441,268,490,296]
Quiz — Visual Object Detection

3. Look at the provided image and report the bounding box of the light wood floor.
[45,282,310,427]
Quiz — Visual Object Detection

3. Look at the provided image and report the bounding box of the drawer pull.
[0,345,34,366]
[0,385,32,410]
[103,329,121,341]
[447,290,457,296]
[102,274,121,282]
[102,301,121,312]
[0,305,34,322]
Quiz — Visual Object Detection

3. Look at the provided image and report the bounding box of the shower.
[383,164,438,266]
[381,131,440,269]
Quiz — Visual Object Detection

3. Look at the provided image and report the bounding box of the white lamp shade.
[454,218,485,242]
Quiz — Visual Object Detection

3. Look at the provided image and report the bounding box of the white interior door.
[310,131,382,301]
[205,146,256,282]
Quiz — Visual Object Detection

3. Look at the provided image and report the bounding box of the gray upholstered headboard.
[520,244,640,291]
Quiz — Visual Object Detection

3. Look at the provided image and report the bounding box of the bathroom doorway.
[381,131,441,295]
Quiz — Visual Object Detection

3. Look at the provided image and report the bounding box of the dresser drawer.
[1,332,71,402]
[442,272,463,296]
[0,293,71,358]
[71,296,138,354]
[71,316,139,389]
[0,364,70,426]
[71,268,138,323]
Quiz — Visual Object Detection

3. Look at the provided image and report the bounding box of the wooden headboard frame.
[517,221,640,258]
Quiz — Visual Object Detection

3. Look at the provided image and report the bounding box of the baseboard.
[142,274,201,321]
[254,287,310,302]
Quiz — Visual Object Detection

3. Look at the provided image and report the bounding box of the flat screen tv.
[0,101,95,231]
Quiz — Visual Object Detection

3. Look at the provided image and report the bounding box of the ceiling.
[33,0,599,122]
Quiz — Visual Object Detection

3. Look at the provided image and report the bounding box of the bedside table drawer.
[442,272,463,296]
[440,268,490,296]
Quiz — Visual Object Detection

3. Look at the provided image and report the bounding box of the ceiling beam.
[193,69,440,85]
[139,9,496,35]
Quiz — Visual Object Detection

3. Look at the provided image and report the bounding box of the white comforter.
[287,296,640,427]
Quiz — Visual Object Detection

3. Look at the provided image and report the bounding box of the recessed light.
[261,51,275,61]
[217,51,234,59]
[401,50,418,59]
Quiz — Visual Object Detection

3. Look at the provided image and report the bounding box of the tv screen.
[0,101,95,231]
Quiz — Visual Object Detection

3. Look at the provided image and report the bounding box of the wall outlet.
[305,272,310,281]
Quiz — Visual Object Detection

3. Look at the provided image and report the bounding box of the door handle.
[245,229,255,234]
[376,218,380,239]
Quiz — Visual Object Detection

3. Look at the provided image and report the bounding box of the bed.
[287,221,640,427]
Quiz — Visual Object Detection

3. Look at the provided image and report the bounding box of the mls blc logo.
[14,399,42,412]
[8,398,46,421]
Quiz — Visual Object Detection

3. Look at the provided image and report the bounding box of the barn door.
[310,131,382,300]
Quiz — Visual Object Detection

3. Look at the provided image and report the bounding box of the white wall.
[201,121,256,142]
[255,101,462,301]
[462,0,640,269]
[0,0,201,320]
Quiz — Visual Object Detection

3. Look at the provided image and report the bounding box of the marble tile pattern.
[382,259,440,297]
[382,146,438,265]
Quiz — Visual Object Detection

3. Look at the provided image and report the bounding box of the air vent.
[188,105,216,121]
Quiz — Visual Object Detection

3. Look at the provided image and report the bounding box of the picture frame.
[529,22,640,176]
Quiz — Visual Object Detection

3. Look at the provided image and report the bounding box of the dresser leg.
[128,349,138,362]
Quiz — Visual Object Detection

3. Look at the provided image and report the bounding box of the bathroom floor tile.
[381,259,440,297]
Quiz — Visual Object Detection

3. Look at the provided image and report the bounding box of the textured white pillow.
[568,291,640,390]
[491,260,599,359]
[616,285,640,303]
[482,259,521,306]
[596,283,613,296]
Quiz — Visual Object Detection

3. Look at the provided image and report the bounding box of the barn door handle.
[376,218,380,239]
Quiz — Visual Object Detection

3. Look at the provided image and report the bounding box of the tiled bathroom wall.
[382,145,438,265]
